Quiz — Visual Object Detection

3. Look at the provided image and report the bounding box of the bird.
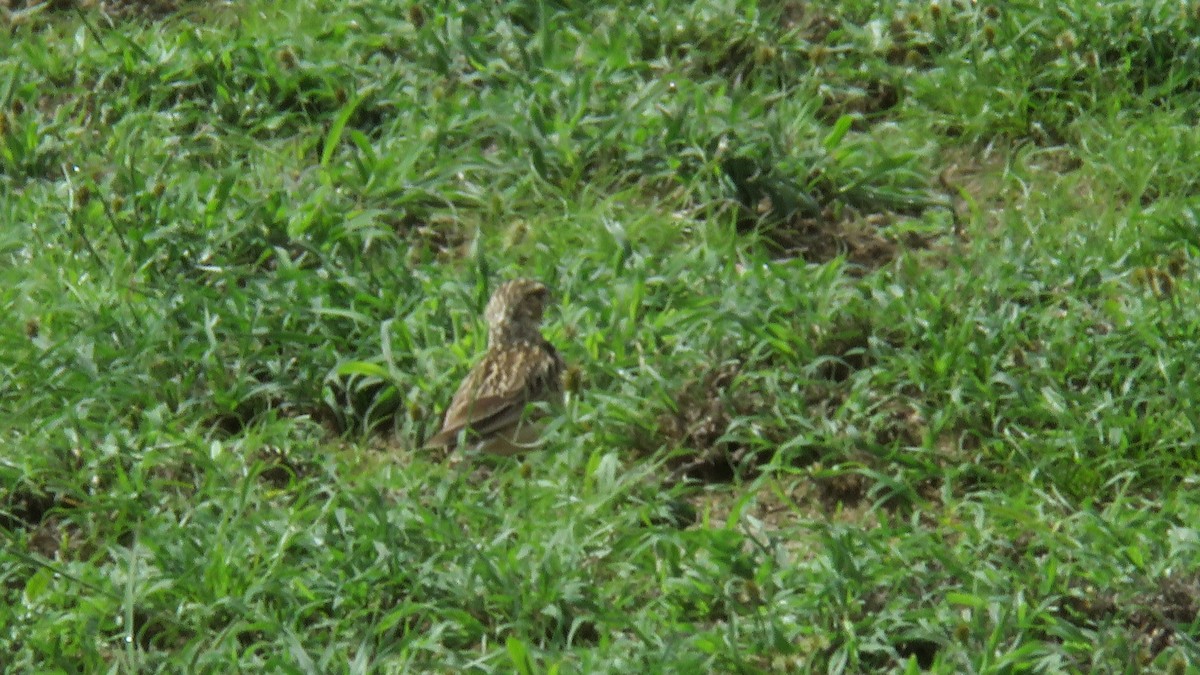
[425,278,564,456]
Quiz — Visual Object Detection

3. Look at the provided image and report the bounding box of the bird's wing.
[425,345,560,448]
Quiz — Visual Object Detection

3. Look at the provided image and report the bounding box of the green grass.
[3,0,1199,671]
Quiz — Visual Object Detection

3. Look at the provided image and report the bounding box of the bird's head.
[485,278,551,344]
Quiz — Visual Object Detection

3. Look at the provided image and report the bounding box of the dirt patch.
[253,445,317,488]
[656,361,762,484]
[818,80,902,128]
[652,307,933,500]
[936,148,1008,209]
[936,144,1090,238]
[721,154,947,272]
[808,463,872,510]
[1126,574,1200,659]
[774,1,841,41]
[0,487,58,531]
[764,208,936,272]
[1062,573,1200,662]
[649,346,879,487]
[680,475,881,552]
[0,487,91,564]
[26,514,88,560]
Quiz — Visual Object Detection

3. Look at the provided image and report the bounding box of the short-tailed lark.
[425,278,564,456]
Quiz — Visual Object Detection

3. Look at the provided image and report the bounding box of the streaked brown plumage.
[425,279,564,455]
